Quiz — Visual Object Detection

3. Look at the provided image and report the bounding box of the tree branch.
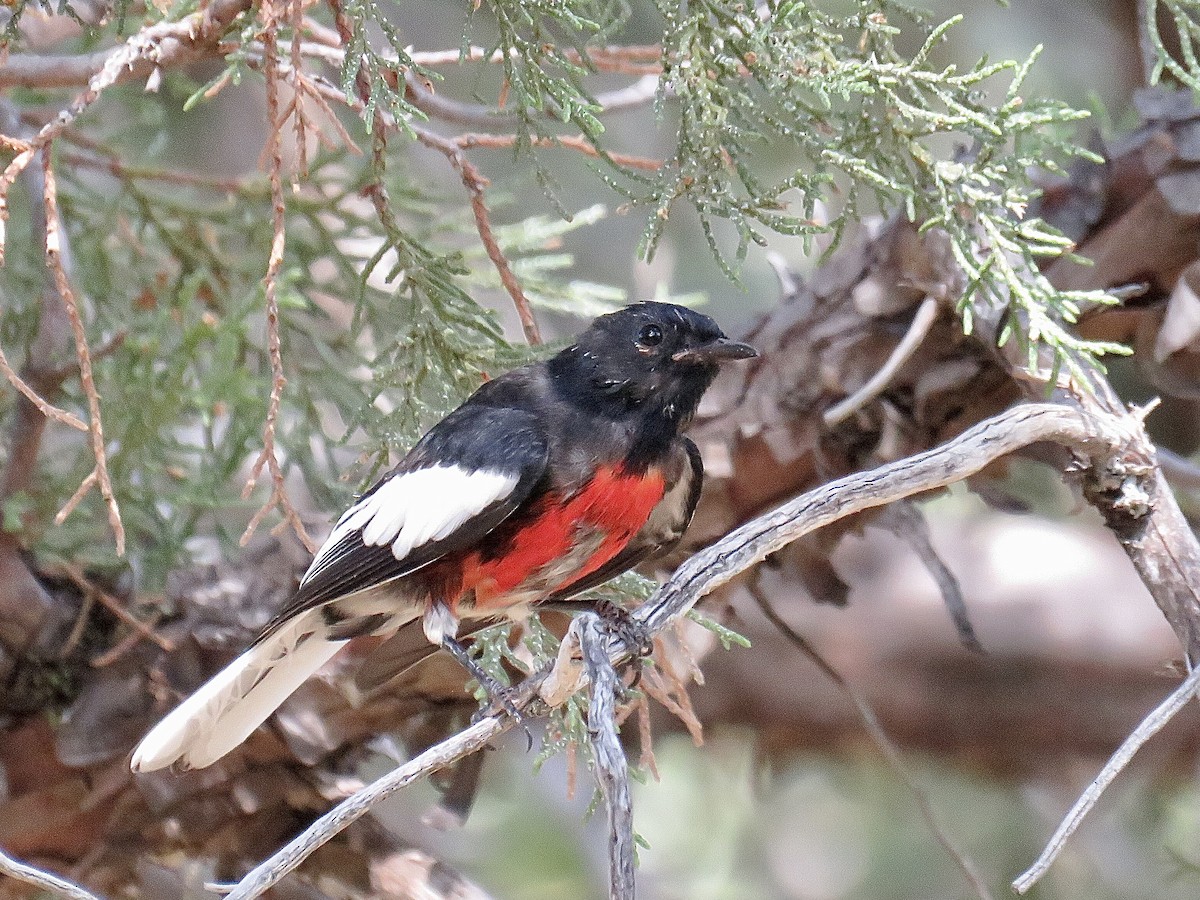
[1012,663,1200,894]
[413,125,543,345]
[0,848,102,900]
[0,0,255,260]
[222,400,1166,899]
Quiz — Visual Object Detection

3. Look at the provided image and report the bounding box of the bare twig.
[823,295,939,427]
[1012,664,1200,894]
[221,716,514,898]
[748,579,993,900]
[581,614,636,900]
[0,849,103,900]
[413,124,543,345]
[240,9,315,554]
[90,606,166,666]
[0,0,255,259]
[878,501,981,651]
[42,154,125,555]
[592,74,660,114]
[0,347,87,432]
[454,132,663,172]
[54,563,175,654]
[224,400,1152,898]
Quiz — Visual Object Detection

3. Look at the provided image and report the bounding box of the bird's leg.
[439,635,531,741]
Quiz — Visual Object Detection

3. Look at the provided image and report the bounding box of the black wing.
[268,403,550,627]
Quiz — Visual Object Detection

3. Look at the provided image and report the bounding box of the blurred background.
[7,1,1200,898]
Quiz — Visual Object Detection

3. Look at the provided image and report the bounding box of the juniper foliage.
[0,0,1168,588]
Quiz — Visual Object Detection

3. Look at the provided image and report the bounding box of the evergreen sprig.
[635,1,1124,381]
[0,0,1133,584]
[1145,0,1200,91]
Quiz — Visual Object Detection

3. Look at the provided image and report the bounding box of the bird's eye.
[638,324,664,347]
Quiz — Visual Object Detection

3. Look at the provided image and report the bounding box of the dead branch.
[581,614,636,900]
[239,9,315,554]
[41,154,125,555]
[1012,663,1200,894]
[0,849,103,900]
[0,0,255,259]
[222,400,1159,898]
[220,716,512,899]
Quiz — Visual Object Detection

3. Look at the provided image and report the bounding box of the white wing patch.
[302,465,520,583]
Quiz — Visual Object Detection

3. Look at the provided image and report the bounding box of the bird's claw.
[470,683,534,750]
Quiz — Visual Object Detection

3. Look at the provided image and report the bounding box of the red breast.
[450,465,666,613]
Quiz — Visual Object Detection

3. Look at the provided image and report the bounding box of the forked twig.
[42,154,125,555]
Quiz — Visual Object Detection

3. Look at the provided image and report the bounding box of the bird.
[130,301,756,773]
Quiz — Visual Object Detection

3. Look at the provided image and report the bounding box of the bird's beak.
[672,338,758,364]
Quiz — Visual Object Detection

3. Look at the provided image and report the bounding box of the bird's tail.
[130,609,347,772]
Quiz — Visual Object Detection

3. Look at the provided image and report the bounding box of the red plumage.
[131,302,755,774]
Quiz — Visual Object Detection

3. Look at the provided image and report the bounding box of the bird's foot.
[594,598,655,660]
[440,636,533,748]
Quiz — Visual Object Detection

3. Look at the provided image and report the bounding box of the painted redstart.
[131,301,756,772]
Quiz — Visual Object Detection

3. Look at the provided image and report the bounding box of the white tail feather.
[130,610,347,772]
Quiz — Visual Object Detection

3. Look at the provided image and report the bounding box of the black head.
[548,302,757,429]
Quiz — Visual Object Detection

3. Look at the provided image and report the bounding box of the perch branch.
[639,403,1142,633]
[581,614,636,900]
[1012,663,1200,894]
[224,400,1159,899]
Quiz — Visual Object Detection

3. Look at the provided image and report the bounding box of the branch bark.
[222,400,1162,898]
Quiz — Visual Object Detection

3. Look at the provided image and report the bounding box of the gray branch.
[221,399,1185,899]
[581,614,636,900]
[0,849,103,900]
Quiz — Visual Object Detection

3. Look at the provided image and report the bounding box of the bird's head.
[550,302,757,426]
